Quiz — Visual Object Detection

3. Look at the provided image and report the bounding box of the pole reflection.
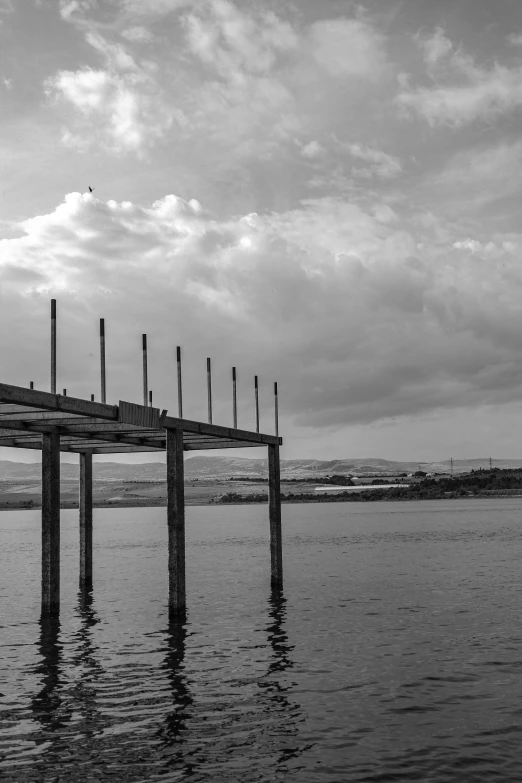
[69,587,103,738]
[259,587,307,768]
[30,614,65,734]
[156,615,195,775]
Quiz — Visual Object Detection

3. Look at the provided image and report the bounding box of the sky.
[2,0,522,463]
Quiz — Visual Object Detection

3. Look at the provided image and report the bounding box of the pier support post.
[166,428,186,617]
[79,451,93,589]
[42,432,60,615]
[268,443,283,587]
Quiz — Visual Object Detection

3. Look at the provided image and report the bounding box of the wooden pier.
[0,301,283,618]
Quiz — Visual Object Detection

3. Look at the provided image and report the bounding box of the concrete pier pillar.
[79,451,93,589]
[166,428,186,617]
[42,432,60,615]
[268,443,283,587]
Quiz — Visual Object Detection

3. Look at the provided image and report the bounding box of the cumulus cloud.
[119,0,192,15]
[184,0,299,78]
[300,140,325,159]
[2,192,522,432]
[416,27,453,67]
[397,32,522,126]
[46,29,181,153]
[121,26,154,43]
[343,141,402,179]
[308,18,388,81]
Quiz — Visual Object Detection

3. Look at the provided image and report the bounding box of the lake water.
[2,499,522,781]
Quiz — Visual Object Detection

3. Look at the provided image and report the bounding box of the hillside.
[0,456,520,481]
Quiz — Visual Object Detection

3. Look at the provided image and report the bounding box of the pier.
[0,301,283,618]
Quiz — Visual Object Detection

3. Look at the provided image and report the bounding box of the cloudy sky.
[2,0,522,463]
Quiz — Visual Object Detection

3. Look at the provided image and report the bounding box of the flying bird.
[88,186,94,193]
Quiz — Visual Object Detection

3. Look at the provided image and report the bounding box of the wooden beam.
[42,432,60,614]
[79,452,93,589]
[163,414,281,445]
[167,428,185,617]
[0,383,118,420]
[268,443,283,587]
[184,440,265,450]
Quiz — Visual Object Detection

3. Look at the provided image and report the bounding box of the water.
[2,499,522,781]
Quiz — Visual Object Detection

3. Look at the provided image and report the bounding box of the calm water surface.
[2,499,522,781]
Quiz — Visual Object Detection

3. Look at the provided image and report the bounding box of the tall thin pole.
[255,375,259,434]
[63,389,66,397]
[51,299,56,394]
[100,318,106,404]
[207,358,212,425]
[30,381,34,390]
[274,381,279,437]
[142,334,148,407]
[232,367,237,429]
[149,389,153,407]
[177,346,183,418]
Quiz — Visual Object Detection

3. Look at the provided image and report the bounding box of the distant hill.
[0,456,521,481]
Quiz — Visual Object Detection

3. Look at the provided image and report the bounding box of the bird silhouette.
[88,186,94,193]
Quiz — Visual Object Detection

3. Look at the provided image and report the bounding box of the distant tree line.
[216,469,522,504]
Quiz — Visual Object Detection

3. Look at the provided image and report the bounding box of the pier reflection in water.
[5,502,522,781]
[8,584,304,781]
[155,587,305,781]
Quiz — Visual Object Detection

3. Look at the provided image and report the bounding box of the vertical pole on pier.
[232,367,237,429]
[100,318,106,404]
[63,389,66,397]
[42,432,60,615]
[149,390,153,407]
[79,451,93,589]
[177,347,183,419]
[91,394,94,401]
[51,299,56,394]
[30,381,34,390]
[207,358,212,425]
[255,375,260,434]
[268,443,283,587]
[274,382,279,437]
[166,428,186,617]
[142,334,148,407]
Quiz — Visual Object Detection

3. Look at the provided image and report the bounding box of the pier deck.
[0,383,281,454]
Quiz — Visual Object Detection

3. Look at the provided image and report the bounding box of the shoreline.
[2,491,522,511]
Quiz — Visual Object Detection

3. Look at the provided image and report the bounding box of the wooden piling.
[42,432,60,614]
[166,428,186,617]
[268,443,283,587]
[255,376,259,434]
[30,381,34,390]
[79,451,93,589]
[232,367,237,429]
[142,334,148,407]
[149,389,153,407]
[63,389,66,397]
[100,319,106,404]
[177,346,183,418]
[91,394,95,401]
[51,299,56,394]
[207,358,212,425]
[274,382,279,437]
